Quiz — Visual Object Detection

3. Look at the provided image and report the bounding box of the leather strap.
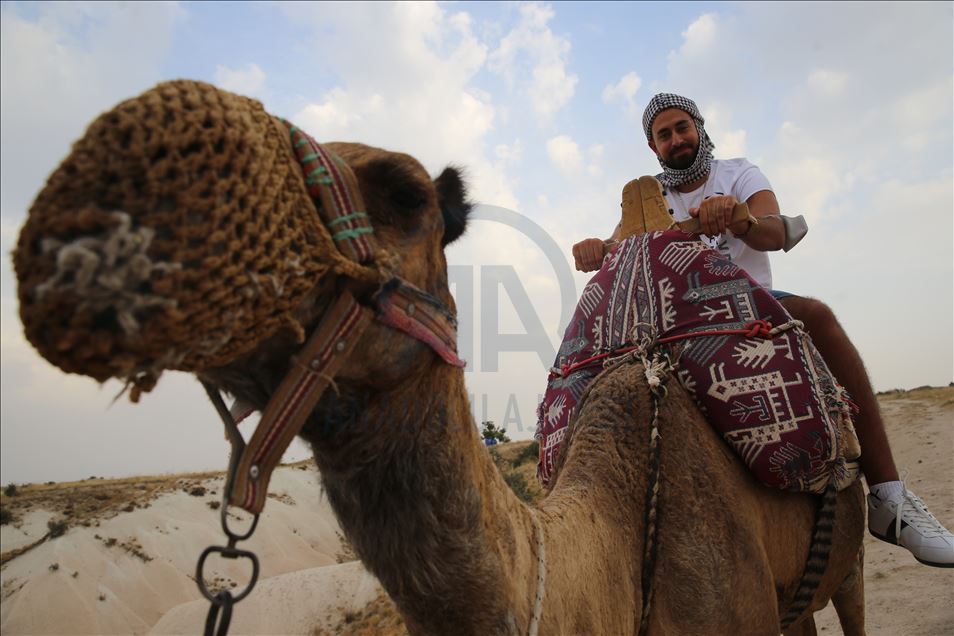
[229,291,373,513]
[220,123,465,514]
[376,279,466,368]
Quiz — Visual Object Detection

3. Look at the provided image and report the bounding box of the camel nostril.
[92,306,120,332]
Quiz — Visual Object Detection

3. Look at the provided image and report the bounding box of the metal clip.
[197,381,263,636]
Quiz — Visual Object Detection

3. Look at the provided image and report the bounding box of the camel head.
[14,80,473,410]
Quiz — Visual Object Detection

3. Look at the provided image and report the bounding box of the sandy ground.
[1,388,951,635]
[813,389,954,635]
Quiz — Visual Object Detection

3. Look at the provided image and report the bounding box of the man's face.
[648,108,699,170]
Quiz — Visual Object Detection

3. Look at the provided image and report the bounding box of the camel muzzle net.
[15,80,381,400]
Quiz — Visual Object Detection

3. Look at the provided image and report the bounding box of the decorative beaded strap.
[287,121,376,264]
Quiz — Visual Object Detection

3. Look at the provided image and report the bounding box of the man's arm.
[731,190,785,251]
[691,190,785,251]
[572,222,621,272]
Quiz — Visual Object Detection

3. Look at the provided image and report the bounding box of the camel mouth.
[13,80,344,397]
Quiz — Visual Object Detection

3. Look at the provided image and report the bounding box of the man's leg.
[780,295,953,568]
[779,296,897,483]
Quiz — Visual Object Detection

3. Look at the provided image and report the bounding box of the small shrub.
[511,441,540,468]
[188,486,207,497]
[98,594,106,602]
[0,508,13,525]
[4,483,17,497]
[48,563,59,572]
[503,472,534,503]
[47,519,68,538]
[207,500,221,510]
[481,421,511,444]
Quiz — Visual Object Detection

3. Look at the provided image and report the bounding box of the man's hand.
[572,238,608,272]
[689,195,738,236]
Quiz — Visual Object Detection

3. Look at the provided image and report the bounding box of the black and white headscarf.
[642,93,715,188]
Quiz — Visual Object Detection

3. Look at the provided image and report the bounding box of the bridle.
[196,120,465,635]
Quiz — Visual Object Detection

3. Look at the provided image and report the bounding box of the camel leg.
[782,615,818,636]
[831,546,866,636]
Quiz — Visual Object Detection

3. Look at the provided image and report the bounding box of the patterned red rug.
[536,231,859,492]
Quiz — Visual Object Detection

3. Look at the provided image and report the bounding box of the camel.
[14,81,866,635]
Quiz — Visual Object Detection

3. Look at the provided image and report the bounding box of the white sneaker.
[868,488,954,568]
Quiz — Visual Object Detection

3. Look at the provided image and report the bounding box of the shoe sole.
[870,527,954,568]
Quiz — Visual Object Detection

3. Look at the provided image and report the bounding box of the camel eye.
[389,185,427,211]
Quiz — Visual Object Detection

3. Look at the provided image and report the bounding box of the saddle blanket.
[535,231,859,492]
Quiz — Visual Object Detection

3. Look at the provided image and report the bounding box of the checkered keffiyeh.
[642,93,715,188]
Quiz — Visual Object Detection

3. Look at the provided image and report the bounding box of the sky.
[1,1,952,484]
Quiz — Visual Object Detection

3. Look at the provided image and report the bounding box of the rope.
[550,320,774,380]
[527,507,547,636]
[636,351,672,636]
[778,483,838,629]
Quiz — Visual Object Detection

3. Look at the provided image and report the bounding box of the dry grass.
[0,459,316,531]
[877,384,954,407]
[488,440,545,505]
[0,473,216,531]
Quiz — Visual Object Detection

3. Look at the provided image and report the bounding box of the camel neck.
[301,357,650,634]
[303,361,538,634]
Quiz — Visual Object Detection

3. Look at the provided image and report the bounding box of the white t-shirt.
[662,158,774,289]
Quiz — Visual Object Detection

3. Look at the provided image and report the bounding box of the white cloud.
[677,13,718,59]
[488,2,578,119]
[807,69,848,96]
[495,140,523,166]
[0,2,184,225]
[546,135,583,176]
[702,104,747,159]
[214,62,266,96]
[544,136,606,179]
[283,3,517,207]
[602,71,642,115]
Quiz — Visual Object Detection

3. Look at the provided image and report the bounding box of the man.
[571,92,953,568]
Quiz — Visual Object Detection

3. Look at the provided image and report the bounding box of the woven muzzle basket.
[14,80,353,398]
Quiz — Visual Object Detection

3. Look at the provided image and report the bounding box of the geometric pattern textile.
[535,231,859,492]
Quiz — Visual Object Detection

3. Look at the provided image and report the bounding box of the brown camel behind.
[13,82,866,635]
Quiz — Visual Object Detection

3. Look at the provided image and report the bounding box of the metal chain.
[197,382,262,636]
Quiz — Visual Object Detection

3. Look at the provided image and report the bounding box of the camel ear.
[435,167,472,246]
